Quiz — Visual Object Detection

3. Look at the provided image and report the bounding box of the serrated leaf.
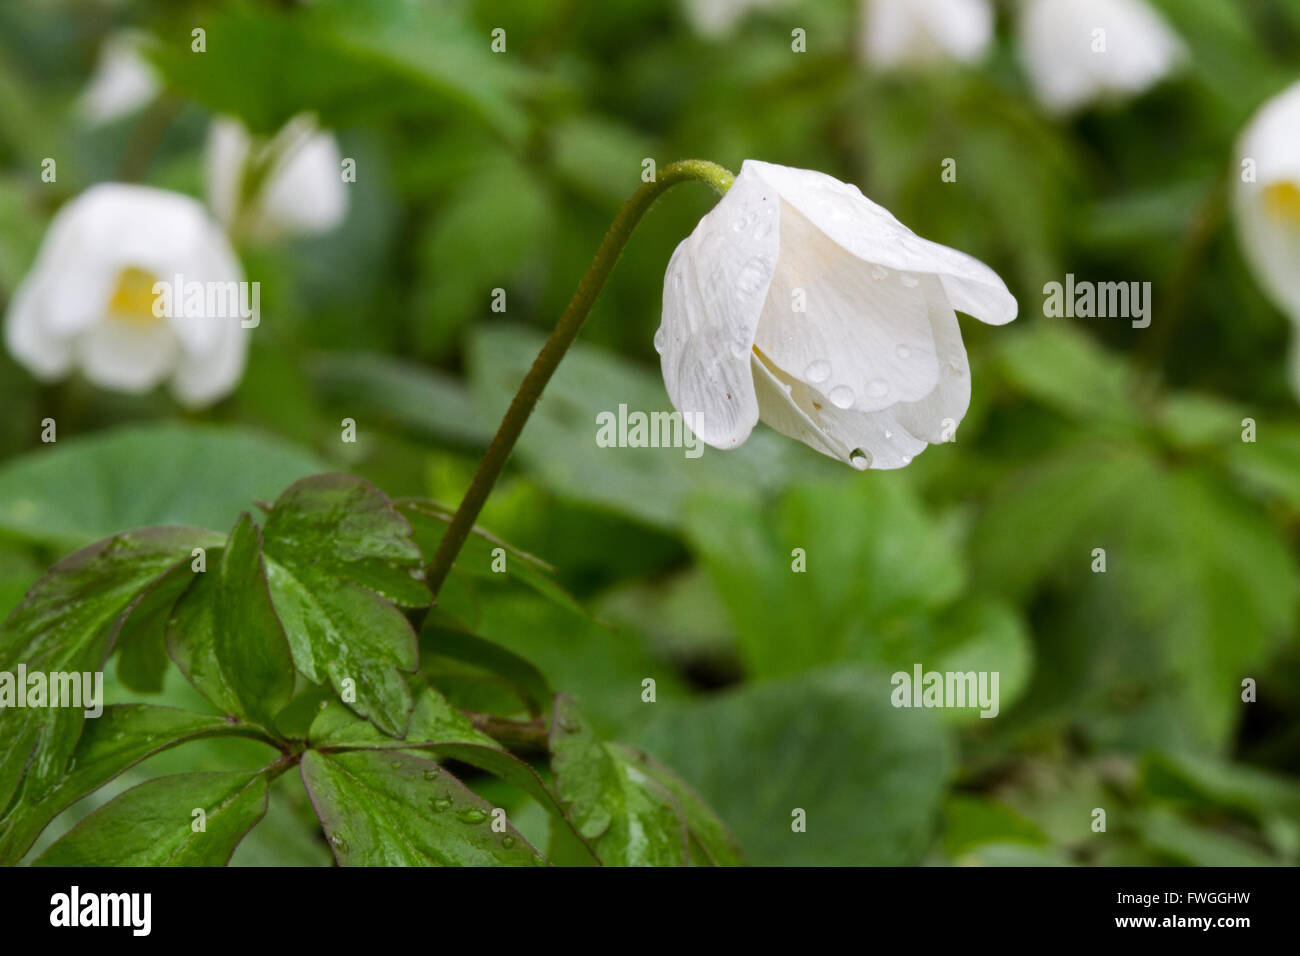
[0,704,260,865]
[261,475,428,736]
[420,620,554,717]
[167,514,295,729]
[397,499,583,617]
[114,562,198,694]
[606,743,745,867]
[550,695,688,866]
[300,749,546,866]
[308,677,497,750]
[0,527,222,819]
[34,771,269,866]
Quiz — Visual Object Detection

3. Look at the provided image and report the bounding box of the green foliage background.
[1,0,1299,865]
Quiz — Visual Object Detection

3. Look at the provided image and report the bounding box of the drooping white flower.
[4,184,250,408]
[1018,0,1184,114]
[656,160,1016,470]
[206,113,347,242]
[681,0,792,38]
[860,0,994,70]
[76,32,161,126]
[1234,81,1300,396]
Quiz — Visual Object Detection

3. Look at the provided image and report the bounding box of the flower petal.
[170,320,250,408]
[658,170,779,449]
[75,318,178,393]
[751,347,928,470]
[754,200,939,412]
[890,278,972,443]
[3,275,74,380]
[743,160,1017,325]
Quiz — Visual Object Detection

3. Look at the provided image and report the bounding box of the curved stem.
[425,159,735,595]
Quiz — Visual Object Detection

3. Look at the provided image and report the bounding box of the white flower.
[682,0,791,38]
[76,32,161,126]
[656,160,1016,470]
[861,0,994,70]
[206,113,347,242]
[4,184,249,408]
[1018,0,1184,114]
[1234,81,1300,396]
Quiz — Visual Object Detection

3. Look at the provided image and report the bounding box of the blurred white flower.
[656,160,1016,470]
[1234,81,1300,396]
[1018,0,1184,114]
[76,32,161,126]
[4,184,250,408]
[682,0,791,38]
[206,113,347,242]
[861,0,994,70]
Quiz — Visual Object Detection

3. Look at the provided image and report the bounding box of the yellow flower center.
[1263,181,1300,225]
[107,267,164,328]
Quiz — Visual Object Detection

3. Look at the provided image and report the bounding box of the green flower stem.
[425,159,735,596]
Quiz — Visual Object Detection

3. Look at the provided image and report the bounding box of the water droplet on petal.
[804,359,831,383]
[900,274,920,288]
[895,345,911,359]
[457,807,488,825]
[849,448,871,469]
[331,835,350,853]
[736,256,769,298]
[653,328,665,354]
[901,455,913,465]
[946,362,964,377]
[502,836,516,849]
[884,429,893,439]
[430,796,453,813]
[423,768,441,781]
[866,379,889,399]
[871,265,888,280]
[829,385,854,409]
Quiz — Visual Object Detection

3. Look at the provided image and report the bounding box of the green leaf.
[308,678,597,863]
[0,424,325,551]
[415,742,600,867]
[550,695,689,866]
[686,477,964,678]
[420,622,554,719]
[1137,807,1280,867]
[34,771,270,866]
[308,677,497,750]
[1228,422,1300,513]
[997,324,1142,428]
[261,475,428,736]
[167,515,296,729]
[299,749,546,866]
[970,439,1157,599]
[113,562,197,694]
[0,527,222,819]
[308,353,493,447]
[0,704,260,865]
[149,2,532,141]
[397,498,583,616]
[628,669,952,866]
[606,743,745,866]
[414,156,552,354]
[942,795,1049,860]
[468,323,834,531]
